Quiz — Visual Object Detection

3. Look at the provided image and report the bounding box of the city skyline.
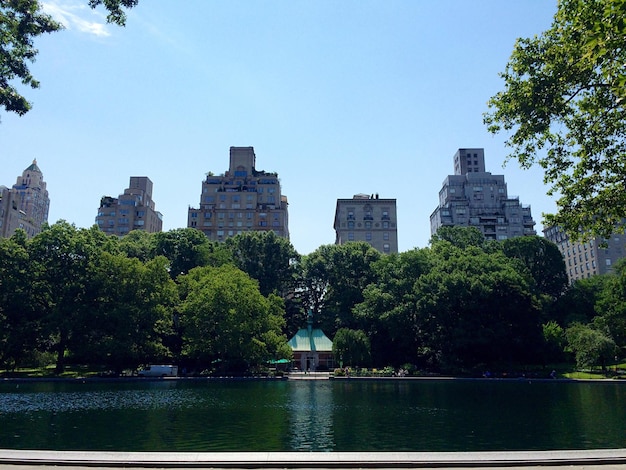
[1,1,558,255]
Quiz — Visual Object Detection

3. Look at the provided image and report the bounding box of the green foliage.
[485,0,626,241]
[550,275,607,326]
[0,0,62,116]
[72,253,176,373]
[593,258,626,348]
[499,236,568,300]
[542,321,566,362]
[224,231,300,297]
[415,243,542,369]
[430,226,485,249]
[354,249,432,366]
[178,265,289,370]
[565,322,617,369]
[151,228,216,278]
[0,231,37,369]
[87,0,138,26]
[332,328,371,367]
[301,242,381,337]
[1,0,140,117]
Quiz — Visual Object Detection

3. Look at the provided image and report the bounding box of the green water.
[0,379,624,451]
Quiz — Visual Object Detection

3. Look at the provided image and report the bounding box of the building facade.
[544,226,626,283]
[430,148,536,241]
[95,176,163,236]
[187,147,289,242]
[287,311,334,371]
[333,193,398,253]
[0,160,50,238]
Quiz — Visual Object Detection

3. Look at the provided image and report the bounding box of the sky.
[1,0,559,256]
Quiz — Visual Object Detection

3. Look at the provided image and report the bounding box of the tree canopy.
[0,0,62,116]
[1,0,138,117]
[484,0,626,241]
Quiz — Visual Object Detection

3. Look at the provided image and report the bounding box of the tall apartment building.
[188,147,289,242]
[333,194,398,254]
[544,226,626,283]
[0,159,50,238]
[430,148,536,241]
[95,177,163,236]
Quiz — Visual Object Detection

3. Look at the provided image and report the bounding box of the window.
[366,232,372,241]
[348,232,354,241]
[382,221,389,228]
[383,243,390,253]
[606,259,612,266]
[383,232,389,241]
[348,221,355,228]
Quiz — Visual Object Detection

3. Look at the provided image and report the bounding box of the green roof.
[288,328,333,352]
[25,159,41,173]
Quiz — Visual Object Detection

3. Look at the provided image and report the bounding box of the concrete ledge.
[1,449,626,468]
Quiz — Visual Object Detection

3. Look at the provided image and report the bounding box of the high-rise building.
[430,148,536,241]
[95,177,163,236]
[544,226,626,283]
[334,193,398,253]
[0,159,50,238]
[188,147,289,241]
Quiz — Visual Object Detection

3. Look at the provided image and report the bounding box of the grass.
[0,364,116,379]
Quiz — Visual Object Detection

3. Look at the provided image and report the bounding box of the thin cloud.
[42,1,111,37]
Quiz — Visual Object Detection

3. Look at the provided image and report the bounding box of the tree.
[151,228,215,278]
[224,231,300,297]
[550,275,608,326]
[415,242,542,371]
[72,253,177,374]
[0,0,62,116]
[499,236,568,300]
[178,265,289,371]
[0,230,39,369]
[484,0,626,241]
[1,0,139,118]
[87,0,138,26]
[28,222,117,373]
[332,328,371,367]
[565,322,617,370]
[593,258,626,349]
[354,249,433,366]
[301,242,381,337]
[430,226,486,250]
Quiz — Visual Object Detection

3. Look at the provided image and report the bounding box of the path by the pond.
[1,449,626,469]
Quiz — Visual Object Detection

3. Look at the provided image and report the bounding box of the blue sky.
[2,0,558,255]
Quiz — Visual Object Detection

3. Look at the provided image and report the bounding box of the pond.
[0,378,624,452]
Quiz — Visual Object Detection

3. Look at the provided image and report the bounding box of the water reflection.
[288,382,334,451]
[0,379,624,452]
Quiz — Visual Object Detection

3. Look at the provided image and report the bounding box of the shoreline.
[1,373,623,383]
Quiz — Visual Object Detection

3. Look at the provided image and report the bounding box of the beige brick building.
[0,160,50,238]
[333,194,398,254]
[95,177,163,236]
[187,147,289,241]
[544,225,626,283]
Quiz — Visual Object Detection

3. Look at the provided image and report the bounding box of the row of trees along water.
[0,222,624,375]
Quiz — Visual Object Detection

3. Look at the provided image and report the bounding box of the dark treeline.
[0,223,623,375]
